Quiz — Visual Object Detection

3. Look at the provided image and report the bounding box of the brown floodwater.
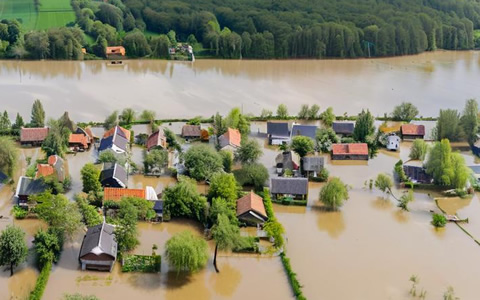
[1,51,479,122]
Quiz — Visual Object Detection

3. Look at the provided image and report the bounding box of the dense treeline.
[0,0,480,59]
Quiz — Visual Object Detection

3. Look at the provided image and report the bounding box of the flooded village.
[1,51,480,300]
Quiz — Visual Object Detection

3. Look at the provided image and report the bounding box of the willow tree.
[211,214,239,273]
[165,231,208,273]
[319,177,349,210]
[0,136,19,177]
[31,99,45,127]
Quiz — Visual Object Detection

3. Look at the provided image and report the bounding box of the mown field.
[0,0,75,31]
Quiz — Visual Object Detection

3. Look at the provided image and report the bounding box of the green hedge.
[262,188,285,249]
[272,198,307,206]
[280,252,306,300]
[29,261,52,300]
[12,205,28,219]
[233,236,260,253]
[122,254,161,273]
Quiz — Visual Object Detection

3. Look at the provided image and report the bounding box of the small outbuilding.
[267,122,290,145]
[275,151,300,175]
[302,156,325,177]
[181,125,201,140]
[20,127,49,146]
[100,163,127,188]
[403,160,432,184]
[236,191,268,225]
[270,177,308,200]
[79,223,117,272]
[146,130,167,151]
[387,134,401,151]
[15,176,47,205]
[218,128,241,151]
[332,122,355,136]
[401,124,425,140]
[69,133,89,151]
[331,143,369,160]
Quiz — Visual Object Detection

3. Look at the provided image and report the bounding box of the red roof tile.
[332,143,368,155]
[69,134,88,148]
[401,124,425,136]
[104,126,131,141]
[20,127,49,142]
[36,164,54,178]
[146,130,167,150]
[222,128,242,147]
[236,191,267,219]
[103,187,145,202]
[48,155,60,166]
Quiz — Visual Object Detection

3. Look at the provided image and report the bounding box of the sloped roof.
[98,133,128,153]
[0,171,8,184]
[275,151,300,170]
[147,130,167,150]
[401,124,425,136]
[106,46,125,56]
[267,122,289,137]
[104,126,130,141]
[36,164,54,178]
[270,177,308,195]
[469,165,480,175]
[236,191,267,220]
[104,187,145,202]
[79,223,117,259]
[181,125,201,137]
[302,156,325,172]
[332,122,354,135]
[20,127,49,142]
[47,155,62,166]
[332,143,368,155]
[220,128,241,148]
[69,134,89,148]
[100,163,127,187]
[291,124,317,140]
[16,176,47,196]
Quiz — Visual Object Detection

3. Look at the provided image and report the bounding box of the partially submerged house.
[181,125,201,140]
[331,143,369,160]
[386,134,401,151]
[146,130,167,151]
[69,133,89,151]
[106,46,125,59]
[79,223,117,272]
[302,156,325,177]
[20,127,49,146]
[290,124,317,140]
[0,171,8,188]
[332,122,355,136]
[35,164,54,179]
[100,163,127,188]
[401,124,425,140]
[103,187,145,202]
[98,126,129,155]
[275,151,300,175]
[48,155,65,182]
[469,165,480,182]
[218,128,241,151]
[236,191,268,225]
[267,122,290,145]
[15,176,47,205]
[403,160,432,184]
[150,200,164,221]
[472,138,480,157]
[270,177,308,200]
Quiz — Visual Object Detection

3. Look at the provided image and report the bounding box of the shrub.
[29,261,52,300]
[12,205,28,219]
[122,254,161,273]
[394,160,407,182]
[310,168,329,182]
[233,236,259,253]
[432,214,447,228]
[280,252,306,300]
[104,200,120,209]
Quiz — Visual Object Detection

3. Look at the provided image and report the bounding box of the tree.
[233,163,269,190]
[391,102,419,122]
[80,163,102,194]
[33,228,62,268]
[0,110,10,130]
[320,107,336,127]
[308,104,320,119]
[398,190,414,211]
[42,119,70,157]
[219,150,233,172]
[208,197,237,227]
[207,173,239,207]
[123,31,151,57]
[316,128,339,153]
[58,112,76,132]
[213,112,227,136]
[33,192,82,239]
[298,104,309,119]
[0,136,19,177]
[119,108,136,125]
[184,144,223,181]
[92,35,107,58]
[235,138,262,164]
[224,108,250,136]
[436,109,463,141]
[374,173,394,194]
[276,104,288,119]
[115,199,140,252]
[319,177,349,210]
[143,149,168,173]
[260,109,273,119]
[104,111,118,130]
[75,195,103,227]
[98,151,124,165]
[291,136,314,158]
[409,139,428,160]
[12,113,24,130]
[211,214,239,273]
[0,225,28,276]
[31,99,45,127]
[353,109,375,142]
[140,110,156,131]
[460,99,479,145]
[431,213,447,228]
[165,231,208,273]
[163,176,208,222]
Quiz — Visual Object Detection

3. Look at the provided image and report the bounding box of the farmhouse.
[302,156,325,177]
[218,128,241,151]
[331,143,369,160]
[20,127,49,146]
[401,124,425,140]
[236,191,268,225]
[98,126,129,154]
[15,176,47,205]
[181,125,201,140]
[275,151,300,175]
[270,177,308,200]
[267,122,290,145]
[146,130,167,151]
[332,122,355,136]
[69,133,89,151]
[100,163,127,188]
[290,124,317,140]
[79,223,117,272]
[403,160,432,184]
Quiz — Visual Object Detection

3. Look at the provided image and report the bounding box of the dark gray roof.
[302,156,325,172]
[469,165,480,175]
[16,177,47,196]
[291,124,317,140]
[275,151,299,171]
[100,163,127,186]
[332,122,355,135]
[98,132,128,152]
[267,122,289,137]
[151,200,163,213]
[79,223,117,259]
[270,177,308,195]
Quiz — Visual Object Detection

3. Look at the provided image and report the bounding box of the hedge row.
[280,252,307,300]
[29,261,52,300]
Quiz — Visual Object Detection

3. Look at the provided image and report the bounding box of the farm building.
[20,127,49,146]
[100,163,127,188]
[401,124,425,140]
[331,143,369,160]
[302,156,325,177]
[181,125,201,140]
[98,126,129,155]
[267,122,290,145]
[69,133,89,151]
[15,176,47,206]
[218,128,242,152]
[290,124,317,140]
[236,191,268,225]
[403,160,432,184]
[332,122,355,136]
[79,223,117,272]
[270,177,308,200]
[146,130,167,151]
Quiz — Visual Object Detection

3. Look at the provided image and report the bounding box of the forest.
[1,0,480,59]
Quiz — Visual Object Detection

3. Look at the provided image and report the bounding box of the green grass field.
[0,0,75,31]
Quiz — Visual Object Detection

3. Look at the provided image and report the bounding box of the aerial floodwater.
[0,50,479,121]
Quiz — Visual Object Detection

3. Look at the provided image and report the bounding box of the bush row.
[29,261,52,300]
[280,252,307,300]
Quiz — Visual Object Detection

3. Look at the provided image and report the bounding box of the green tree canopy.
[184,144,223,181]
[0,136,19,177]
[460,99,479,145]
[12,113,24,130]
[81,163,102,194]
[409,139,428,160]
[219,150,233,173]
[211,214,240,272]
[235,138,262,164]
[143,149,168,173]
[276,104,288,119]
[0,110,11,131]
[224,108,250,136]
[0,225,28,276]
[163,176,208,222]
[165,231,208,273]
[31,99,46,127]
[353,109,375,142]
[291,136,314,158]
[319,177,349,210]
[207,173,240,208]
[33,228,62,268]
[391,102,419,122]
[233,163,269,190]
[42,118,70,157]
[119,108,136,125]
[104,111,118,130]
[320,107,336,127]
[435,109,463,141]
[316,127,339,153]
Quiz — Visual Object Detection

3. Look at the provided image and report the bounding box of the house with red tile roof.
[69,133,89,151]
[331,143,369,160]
[104,126,131,142]
[401,124,425,140]
[36,155,65,182]
[103,187,145,202]
[146,130,167,151]
[218,128,241,151]
[236,191,268,225]
[20,127,49,146]
[36,164,54,179]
